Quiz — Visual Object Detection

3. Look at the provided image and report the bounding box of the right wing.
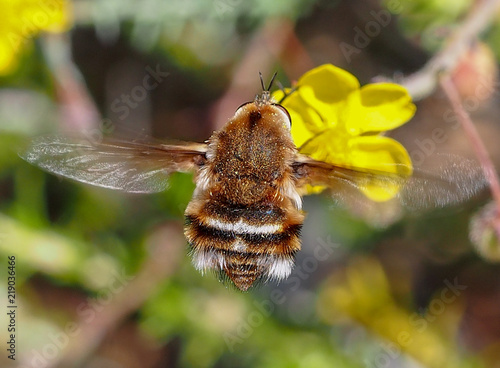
[292,153,486,210]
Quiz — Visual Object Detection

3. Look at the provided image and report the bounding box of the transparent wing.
[293,153,487,210]
[21,135,207,193]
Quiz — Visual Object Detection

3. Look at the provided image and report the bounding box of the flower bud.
[451,42,498,103]
[469,201,500,262]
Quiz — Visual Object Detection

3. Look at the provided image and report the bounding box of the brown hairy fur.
[185,97,304,290]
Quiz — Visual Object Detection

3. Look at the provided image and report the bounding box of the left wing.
[21,135,208,193]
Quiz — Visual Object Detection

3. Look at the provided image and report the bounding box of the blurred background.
[1,0,500,367]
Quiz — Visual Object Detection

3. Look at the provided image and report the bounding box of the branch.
[399,0,500,100]
[40,33,102,131]
[440,76,500,235]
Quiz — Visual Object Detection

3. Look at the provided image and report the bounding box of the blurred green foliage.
[0,0,499,367]
[386,0,472,51]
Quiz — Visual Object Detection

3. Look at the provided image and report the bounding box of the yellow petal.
[0,38,18,75]
[346,83,416,133]
[0,0,72,76]
[295,128,346,196]
[348,136,413,201]
[297,64,360,125]
[300,132,412,201]
[271,89,286,103]
[273,89,324,148]
[299,128,349,165]
[289,110,316,148]
[20,0,73,33]
[298,184,327,196]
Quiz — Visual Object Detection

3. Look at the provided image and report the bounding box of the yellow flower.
[0,0,72,75]
[274,64,416,201]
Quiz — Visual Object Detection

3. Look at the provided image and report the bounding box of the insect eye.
[235,102,252,112]
[272,104,292,130]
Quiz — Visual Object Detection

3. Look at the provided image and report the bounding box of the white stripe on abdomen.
[206,217,282,235]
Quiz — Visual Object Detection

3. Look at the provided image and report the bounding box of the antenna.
[259,72,266,91]
[258,72,279,92]
[267,72,278,91]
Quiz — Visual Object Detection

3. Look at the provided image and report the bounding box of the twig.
[40,33,102,131]
[399,0,500,100]
[440,76,500,234]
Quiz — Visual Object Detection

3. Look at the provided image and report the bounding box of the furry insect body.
[184,95,304,290]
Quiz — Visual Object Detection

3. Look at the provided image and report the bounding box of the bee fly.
[22,75,485,290]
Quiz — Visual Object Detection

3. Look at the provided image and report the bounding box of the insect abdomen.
[184,198,303,290]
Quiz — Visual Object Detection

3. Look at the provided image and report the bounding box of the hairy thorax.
[210,106,294,205]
